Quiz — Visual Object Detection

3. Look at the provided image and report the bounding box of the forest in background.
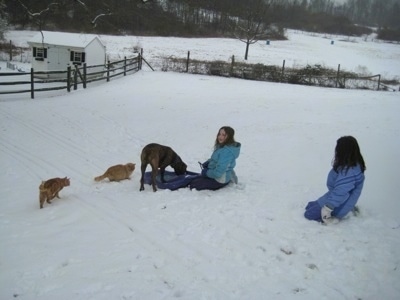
[1,0,400,41]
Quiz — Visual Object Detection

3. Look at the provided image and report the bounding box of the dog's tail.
[94,174,107,182]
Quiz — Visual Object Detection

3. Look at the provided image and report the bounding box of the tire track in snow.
[29,109,147,176]
[0,141,54,180]
[140,189,293,280]
[49,107,148,151]
[43,109,109,150]
[74,193,234,297]
[0,116,93,184]
[94,113,150,157]
[1,109,121,183]
[0,109,96,161]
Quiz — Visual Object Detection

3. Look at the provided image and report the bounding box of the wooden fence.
[163,52,393,91]
[0,55,142,99]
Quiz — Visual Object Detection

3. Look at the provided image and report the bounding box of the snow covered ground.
[0,30,399,300]
[4,29,400,79]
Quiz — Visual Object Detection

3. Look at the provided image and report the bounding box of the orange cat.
[94,163,135,182]
[39,177,70,209]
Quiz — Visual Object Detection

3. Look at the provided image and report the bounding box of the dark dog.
[139,143,187,192]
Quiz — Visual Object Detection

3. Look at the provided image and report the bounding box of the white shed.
[27,31,106,78]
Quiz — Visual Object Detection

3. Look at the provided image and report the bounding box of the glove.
[202,161,209,169]
[321,205,333,223]
[201,168,208,177]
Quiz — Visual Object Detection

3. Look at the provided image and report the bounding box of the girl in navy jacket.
[304,136,366,223]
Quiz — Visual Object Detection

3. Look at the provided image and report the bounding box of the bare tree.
[74,0,156,30]
[231,0,274,60]
[73,0,113,28]
[18,0,58,38]
[16,0,58,43]
[0,0,7,41]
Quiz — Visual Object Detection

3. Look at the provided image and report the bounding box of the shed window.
[33,47,47,61]
[70,51,86,65]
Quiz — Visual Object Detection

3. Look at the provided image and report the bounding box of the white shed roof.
[28,31,103,48]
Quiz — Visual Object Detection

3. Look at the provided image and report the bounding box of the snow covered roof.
[28,31,103,48]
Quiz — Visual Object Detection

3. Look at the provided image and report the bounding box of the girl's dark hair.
[332,136,366,173]
[214,126,236,149]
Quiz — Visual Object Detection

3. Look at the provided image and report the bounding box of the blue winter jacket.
[204,142,241,184]
[317,165,365,219]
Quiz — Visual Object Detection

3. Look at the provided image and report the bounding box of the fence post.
[83,63,87,89]
[107,60,110,82]
[74,65,78,90]
[336,64,341,88]
[230,55,235,77]
[281,60,285,82]
[67,66,71,92]
[124,57,127,76]
[377,74,381,91]
[186,51,190,73]
[9,40,12,61]
[140,49,143,70]
[30,68,34,99]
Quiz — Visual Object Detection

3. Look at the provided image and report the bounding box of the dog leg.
[147,158,159,192]
[160,168,166,183]
[151,166,158,192]
[139,162,147,191]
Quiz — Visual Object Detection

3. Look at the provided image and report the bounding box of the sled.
[143,170,200,190]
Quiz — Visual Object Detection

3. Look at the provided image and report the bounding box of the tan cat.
[94,163,135,182]
[39,177,70,209]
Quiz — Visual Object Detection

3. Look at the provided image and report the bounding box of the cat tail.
[94,174,106,182]
[39,181,46,191]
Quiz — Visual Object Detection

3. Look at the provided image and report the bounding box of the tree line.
[1,0,400,41]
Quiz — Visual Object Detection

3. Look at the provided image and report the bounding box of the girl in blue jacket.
[304,136,366,223]
[189,126,241,191]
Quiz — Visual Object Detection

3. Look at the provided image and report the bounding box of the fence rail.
[162,52,393,91]
[0,55,141,99]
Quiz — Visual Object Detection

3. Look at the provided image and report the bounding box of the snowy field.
[3,29,400,79]
[0,30,400,300]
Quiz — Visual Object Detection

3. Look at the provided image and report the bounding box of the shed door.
[47,47,70,71]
